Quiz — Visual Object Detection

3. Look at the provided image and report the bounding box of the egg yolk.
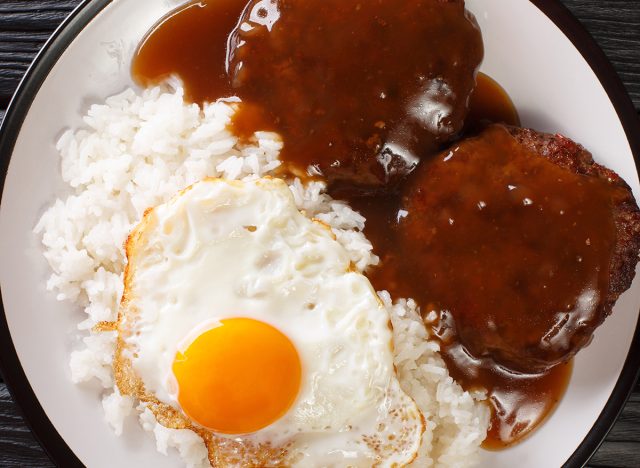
[172,318,301,434]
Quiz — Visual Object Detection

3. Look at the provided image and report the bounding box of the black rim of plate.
[0,0,639,467]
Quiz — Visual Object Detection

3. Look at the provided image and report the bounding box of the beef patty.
[395,124,640,373]
[508,126,640,319]
[227,0,484,191]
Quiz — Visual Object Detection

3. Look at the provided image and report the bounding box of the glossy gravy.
[134,0,483,190]
[132,0,241,104]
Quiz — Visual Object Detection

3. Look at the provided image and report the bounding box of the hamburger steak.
[396,124,640,373]
[227,0,483,190]
[508,126,640,319]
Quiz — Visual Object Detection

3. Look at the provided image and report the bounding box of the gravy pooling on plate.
[131,0,640,452]
[465,73,521,132]
[132,0,240,104]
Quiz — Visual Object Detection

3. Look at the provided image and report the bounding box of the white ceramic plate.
[1,0,639,466]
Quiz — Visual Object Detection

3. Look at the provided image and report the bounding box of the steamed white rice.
[35,85,489,467]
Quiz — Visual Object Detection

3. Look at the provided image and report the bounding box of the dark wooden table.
[1,0,639,466]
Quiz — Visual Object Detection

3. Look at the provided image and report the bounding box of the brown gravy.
[132,0,243,104]
[467,73,521,132]
[134,0,483,190]
[131,0,609,450]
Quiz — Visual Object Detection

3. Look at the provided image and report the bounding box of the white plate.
[1,0,639,466]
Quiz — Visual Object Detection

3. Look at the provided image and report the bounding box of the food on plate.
[36,87,488,467]
[114,177,424,466]
[31,0,640,464]
[135,0,484,190]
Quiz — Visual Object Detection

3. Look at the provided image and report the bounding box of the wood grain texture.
[589,394,640,467]
[0,1,639,467]
[561,0,640,106]
[0,0,80,104]
[0,385,53,467]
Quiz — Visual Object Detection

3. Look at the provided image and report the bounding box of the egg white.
[117,177,424,466]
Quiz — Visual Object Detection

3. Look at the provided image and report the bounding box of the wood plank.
[590,441,640,468]
[0,384,54,467]
[588,394,640,468]
[561,0,640,106]
[0,1,77,100]
[605,393,640,442]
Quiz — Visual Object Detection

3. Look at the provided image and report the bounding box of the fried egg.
[115,178,424,466]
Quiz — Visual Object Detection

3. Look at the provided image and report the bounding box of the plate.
[1,0,639,466]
